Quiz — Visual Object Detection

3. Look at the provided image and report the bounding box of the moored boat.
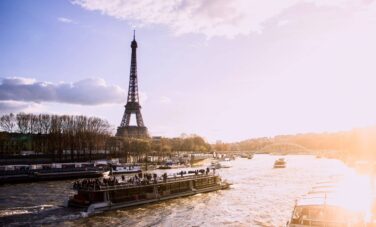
[209,161,231,169]
[67,170,230,213]
[110,164,141,174]
[0,163,106,184]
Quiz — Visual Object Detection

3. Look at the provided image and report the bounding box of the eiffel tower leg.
[135,110,145,127]
[120,110,131,127]
[125,113,131,126]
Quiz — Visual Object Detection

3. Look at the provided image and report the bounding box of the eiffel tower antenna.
[116,31,148,138]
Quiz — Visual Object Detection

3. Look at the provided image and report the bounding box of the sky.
[1,0,376,142]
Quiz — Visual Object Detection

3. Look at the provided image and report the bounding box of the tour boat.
[67,171,230,213]
[273,158,286,168]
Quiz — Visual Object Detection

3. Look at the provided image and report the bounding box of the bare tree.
[0,113,16,132]
[16,113,30,134]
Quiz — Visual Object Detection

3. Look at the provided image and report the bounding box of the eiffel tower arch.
[116,31,149,138]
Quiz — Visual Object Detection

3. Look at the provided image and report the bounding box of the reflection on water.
[0,155,372,226]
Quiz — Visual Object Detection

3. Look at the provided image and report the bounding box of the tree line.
[0,113,211,163]
[0,113,112,162]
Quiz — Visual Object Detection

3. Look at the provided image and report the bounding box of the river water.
[0,155,366,226]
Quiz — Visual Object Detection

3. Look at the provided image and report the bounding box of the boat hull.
[68,174,230,213]
[74,185,224,213]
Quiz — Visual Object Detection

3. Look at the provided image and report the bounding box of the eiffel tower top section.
[127,30,140,105]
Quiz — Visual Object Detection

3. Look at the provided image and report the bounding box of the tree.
[0,113,16,132]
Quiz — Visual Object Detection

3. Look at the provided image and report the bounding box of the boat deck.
[76,173,219,192]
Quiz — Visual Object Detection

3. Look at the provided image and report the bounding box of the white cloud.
[0,77,127,105]
[0,101,41,114]
[57,17,75,24]
[73,0,374,38]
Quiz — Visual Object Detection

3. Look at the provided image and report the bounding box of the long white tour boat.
[67,170,230,213]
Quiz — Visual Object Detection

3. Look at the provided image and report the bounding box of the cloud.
[0,77,128,105]
[57,17,75,24]
[72,0,373,38]
[0,101,40,114]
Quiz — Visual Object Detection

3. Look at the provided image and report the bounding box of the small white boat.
[210,161,231,169]
[273,158,286,168]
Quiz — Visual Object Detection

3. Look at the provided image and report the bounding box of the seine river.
[0,155,364,226]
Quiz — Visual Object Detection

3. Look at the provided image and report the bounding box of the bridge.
[258,142,311,153]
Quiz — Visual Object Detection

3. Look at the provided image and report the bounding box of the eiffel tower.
[116,31,149,138]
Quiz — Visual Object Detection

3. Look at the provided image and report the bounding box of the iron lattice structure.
[116,31,148,138]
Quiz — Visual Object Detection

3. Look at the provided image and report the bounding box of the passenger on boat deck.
[163,173,167,182]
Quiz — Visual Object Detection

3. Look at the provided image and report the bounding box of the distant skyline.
[1,0,376,142]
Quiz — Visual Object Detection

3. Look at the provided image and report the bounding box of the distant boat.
[210,161,231,169]
[110,164,142,174]
[157,163,188,170]
[240,153,248,158]
[273,158,286,168]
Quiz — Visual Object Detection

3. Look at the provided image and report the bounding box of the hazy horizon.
[1,0,376,142]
